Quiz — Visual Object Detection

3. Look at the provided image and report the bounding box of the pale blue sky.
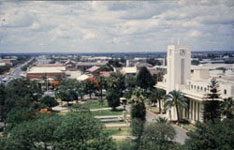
[0,0,234,53]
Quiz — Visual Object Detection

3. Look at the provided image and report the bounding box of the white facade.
[156,45,234,123]
[167,45,191,92]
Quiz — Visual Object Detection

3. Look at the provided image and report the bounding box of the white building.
[156,45,234,123]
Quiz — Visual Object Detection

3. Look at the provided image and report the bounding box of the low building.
[120,67,137,76]
[85,66,101,76]
[77,61,107,71]
[26,64,66,80]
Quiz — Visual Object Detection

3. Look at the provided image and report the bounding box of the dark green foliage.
[0,65,10,74]
[191,60,200,65]
[125,76,137,90]
[130,88,146,121]
[0,85,6,121]
[131,118,145,143]
[136,66,155,90]
[5,107,36,131]
[0,79,43,121]
[204,78,221,122]
[185,119,234,150]
[0,111,116,150]
[106,89,121,110]
[108,59,122,67]
[146,58,162,66]
[220,97,234,119]
[149,88,166,113]
[140,122,177,150]
[40,96,59,110]
[56,89,73,105]
[97,76,107,103]
[100,64,113,71]
[107,73,125,94]
[164,90,188,122]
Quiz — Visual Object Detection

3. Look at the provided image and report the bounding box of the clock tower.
[166,45,191,92]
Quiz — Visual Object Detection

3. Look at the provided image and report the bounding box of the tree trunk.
[159,99,162,114]
[175,104,180,122]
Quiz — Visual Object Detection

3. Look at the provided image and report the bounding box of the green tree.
[97,76,107,105]
[106,89,121,110]
[164,90,188,122]
[0,111,116,150]
[5,107,36,132]
[1,79,43,122]
[0,85,6,121]
[185,119,234,150]
[107,73,125,95]
[125,76,137,90]
[204,78,221,122]
[140,122,177,150]
[130,88,146,121]
[40,96,59,111]
[56,89,72,106]
[149,88,166,113]
[136,66,155,90]
[130,88,147,147]
[220,97,234,119]
[84,78,98,99]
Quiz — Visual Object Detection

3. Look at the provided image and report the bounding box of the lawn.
[83,100,108,109]
[105,127,131,136]
[91,109,123,116]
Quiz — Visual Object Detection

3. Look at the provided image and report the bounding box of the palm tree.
[149,88,166,114]
[164,90,188,122]
[220,97,234,119]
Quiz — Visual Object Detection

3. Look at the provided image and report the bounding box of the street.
[0,57,34,86]
[127,105,188,144]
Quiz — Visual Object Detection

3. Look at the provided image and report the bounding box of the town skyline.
[0,0,234,53]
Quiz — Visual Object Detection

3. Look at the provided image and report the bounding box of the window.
[224,89,227,95]
[191,85,193,89]
[194,85,196,89]
[197,86,200,90]
[201,87,203,91]
[204,88,207,92]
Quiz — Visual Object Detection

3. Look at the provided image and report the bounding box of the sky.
[0,0,234,53]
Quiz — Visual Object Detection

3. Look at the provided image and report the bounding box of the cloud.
[0,1,233,53]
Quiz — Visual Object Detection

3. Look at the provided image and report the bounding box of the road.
[146,109,188,144]
[0,57,34,86]
[126,105,188,144]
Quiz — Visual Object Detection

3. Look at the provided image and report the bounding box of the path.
[126,105,188,144]
[112,135,135,140]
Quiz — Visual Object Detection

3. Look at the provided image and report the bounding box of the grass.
[83,100,108,109]
[181,124,196,132]
[91,109,123,116]
[105,127,131,136]
[148,106,162,114]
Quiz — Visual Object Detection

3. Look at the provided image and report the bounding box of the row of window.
[190,84,208,93]
[189,84,227,95]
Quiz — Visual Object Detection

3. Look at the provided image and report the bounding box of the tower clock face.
[180,49,185,56]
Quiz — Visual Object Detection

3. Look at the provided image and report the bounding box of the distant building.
[26,64,66,80]
[85,66,101,76]
[1,59,17,66]
[77,61,107,71]
[120,67,137,76]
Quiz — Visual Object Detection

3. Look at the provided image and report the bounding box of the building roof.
[86,66,100,73]
[100,71,113,77]
[77,62,107,66]
[76,74,90,81]
[135,62,152,68]
[35,63,64,67]
[121,67,137,74]
[27,66,66,74]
